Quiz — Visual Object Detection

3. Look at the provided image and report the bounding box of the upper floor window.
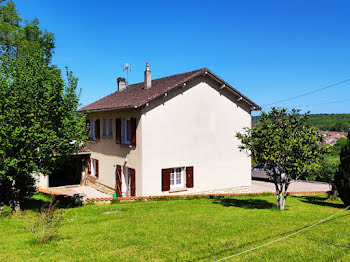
[116,118,137,146]
[102,119,113,137]
[86,119,100,142]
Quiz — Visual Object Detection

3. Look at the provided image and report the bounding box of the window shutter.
[186,166,194,188]
[96,160,99,178]
[162,168,171,191]
[95,119,100,141]
[87,157,91,174]
[129,168,136,196]
[121,119,126,144]
[116,118,121,144]
[131,118,137,147]
[116,165,122,197]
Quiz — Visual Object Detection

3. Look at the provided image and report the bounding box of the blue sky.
[14,0,350,114]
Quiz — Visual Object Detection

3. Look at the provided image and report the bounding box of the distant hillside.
[252,114,350,132]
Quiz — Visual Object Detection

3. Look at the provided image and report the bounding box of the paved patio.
[46,185,112,199]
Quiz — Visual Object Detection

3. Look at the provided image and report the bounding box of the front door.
[124,167,136,197]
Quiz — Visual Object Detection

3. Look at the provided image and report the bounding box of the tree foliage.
[0,1,88,208]
[335,135,350,206]
[237,108,329,210]
[253,114,350,132]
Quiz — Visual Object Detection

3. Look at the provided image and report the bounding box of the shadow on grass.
[296,195,345,209]
[212,197,276,209]
[22,194,82,211]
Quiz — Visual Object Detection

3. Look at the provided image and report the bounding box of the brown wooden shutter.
[87,156,91,174]
[116,165,122,197]
[162,168,171,191]
[116,118,121,144]
[95,159,99,178]
[131,118,137,147]
[95,119,100,141]
[186,166,194,188]
[129,168,136,196]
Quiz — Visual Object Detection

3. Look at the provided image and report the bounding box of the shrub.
[0,205,12,217]
[26,200,64,243]
[335,136,350,206]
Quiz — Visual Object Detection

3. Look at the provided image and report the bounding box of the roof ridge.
[126,67,207,88]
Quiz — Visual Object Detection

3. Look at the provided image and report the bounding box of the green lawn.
[0,193,349,261]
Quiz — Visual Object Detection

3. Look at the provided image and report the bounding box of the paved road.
[251,180,330,193]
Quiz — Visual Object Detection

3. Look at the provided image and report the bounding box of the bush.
[0,205,12,217]
[335,136,350,206]
[25,200,64,243]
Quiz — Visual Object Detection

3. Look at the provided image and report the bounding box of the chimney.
[117,77,126,92]
[144,62,151,89]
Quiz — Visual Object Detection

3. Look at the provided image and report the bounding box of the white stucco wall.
[140,77,252,196]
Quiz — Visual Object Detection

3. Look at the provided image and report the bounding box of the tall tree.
[335,135,350,206]
[0,0,88,209]
[237,108,328,210]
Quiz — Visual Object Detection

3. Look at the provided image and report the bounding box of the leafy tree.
[330,136,347,156]
[237,108,328,210]
[334,135,350,206]
[0,1,88,209]
[317,157,339,199]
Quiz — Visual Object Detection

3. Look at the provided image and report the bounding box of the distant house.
[38,63,260,197]
[318,130,347,145]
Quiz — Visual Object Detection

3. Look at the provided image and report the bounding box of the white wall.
[141,77,252,196]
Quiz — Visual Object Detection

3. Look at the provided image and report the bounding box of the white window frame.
[170,167,185,189]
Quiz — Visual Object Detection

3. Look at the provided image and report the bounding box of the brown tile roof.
[78,68,260,112]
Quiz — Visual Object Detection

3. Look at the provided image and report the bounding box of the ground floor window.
[170,168,184,188]
[162,166,193,191]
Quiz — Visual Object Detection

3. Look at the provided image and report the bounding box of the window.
[121,119,131,145]
[90,120,96,141]
[102,119,113,137]
[102,119,107,137]
[162,166,193,191]
[89,119,100,141]
[116,118,137,146]
[170,168,184,188]
[108,119,113,137]
[91,159,99,178]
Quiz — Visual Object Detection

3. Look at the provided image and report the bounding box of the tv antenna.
[123,63,131,85]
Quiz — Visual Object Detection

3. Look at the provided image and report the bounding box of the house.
[40,63,260,197]
[318,130,347,145]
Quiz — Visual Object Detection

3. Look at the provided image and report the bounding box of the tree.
[334,135,350,206]
[317,158,339,199]
[237,108,328,210]
[0,1,88,209]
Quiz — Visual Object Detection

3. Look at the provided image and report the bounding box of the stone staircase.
[88,180,115,195]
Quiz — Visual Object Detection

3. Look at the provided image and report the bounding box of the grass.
[0,193,349,261]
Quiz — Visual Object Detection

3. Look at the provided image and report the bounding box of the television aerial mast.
[123,63,131,85]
